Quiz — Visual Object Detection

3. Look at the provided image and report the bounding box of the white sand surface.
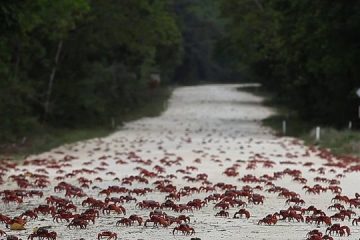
[0,84,359,240]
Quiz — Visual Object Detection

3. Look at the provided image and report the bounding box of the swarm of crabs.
[0,136,359,239]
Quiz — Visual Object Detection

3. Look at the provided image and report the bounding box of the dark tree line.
[0,0,230,142]
[4,0,355,143]
[218,0,360,127]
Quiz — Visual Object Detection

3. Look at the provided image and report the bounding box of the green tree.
[218,0,360,126]
[0,0,183,141]
[50,0,182,126]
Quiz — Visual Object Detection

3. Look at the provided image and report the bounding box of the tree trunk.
[44,40,63,120]
[253,0,264,11]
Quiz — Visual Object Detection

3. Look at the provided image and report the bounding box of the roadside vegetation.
[3,1,359,158]
[220,1,360,157]
[1,87,172,158]
[218,1,360,128]
[241,85,360,157]
[0,0,231,157]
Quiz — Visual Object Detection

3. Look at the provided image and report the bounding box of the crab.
[116,218,132,227]
[98,231,117,240]
[233,209,250,219]
[215,210,229,217]
[28,231,57,240]
[172,224,195,235]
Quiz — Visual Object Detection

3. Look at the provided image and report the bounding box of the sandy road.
[1,84,360,240]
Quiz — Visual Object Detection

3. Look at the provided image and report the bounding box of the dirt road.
[1,84,359,240]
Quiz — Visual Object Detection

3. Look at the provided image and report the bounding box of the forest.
[218,0,360,127]
[1,0,360,146]
[0,0,228,144]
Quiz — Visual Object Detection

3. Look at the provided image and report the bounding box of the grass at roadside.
[303,128,360,156]
[1,87,173,159]
[239,85,360,157]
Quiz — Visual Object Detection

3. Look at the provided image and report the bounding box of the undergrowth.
[0,87,173,159]
[239,85,360,157]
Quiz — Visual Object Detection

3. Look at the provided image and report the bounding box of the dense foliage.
[7,0,357,143]
[219,0,360,127]
[172,0,234,83]
[0,0,235,143]
[0,0,184,142]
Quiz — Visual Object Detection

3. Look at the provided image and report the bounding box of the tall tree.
[0,0,182,141]
[218,0,360,126]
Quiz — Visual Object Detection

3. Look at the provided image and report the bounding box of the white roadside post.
[282,120,287,136]
[349,121,352,130]
[316,126,321,142]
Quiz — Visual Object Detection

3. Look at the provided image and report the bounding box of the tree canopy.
[218,0,360,126]
[0,0,183,141]
[3,0,357,143]
[0,0,235,142]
